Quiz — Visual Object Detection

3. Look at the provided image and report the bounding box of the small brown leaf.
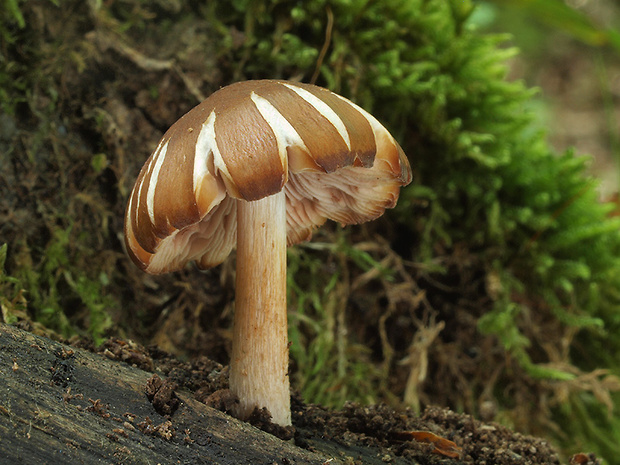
[397,430,462,459]
[570,452,601,465]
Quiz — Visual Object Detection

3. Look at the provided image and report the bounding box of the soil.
[77,336,591,465]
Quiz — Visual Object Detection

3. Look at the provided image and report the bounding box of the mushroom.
[124,80,412,426]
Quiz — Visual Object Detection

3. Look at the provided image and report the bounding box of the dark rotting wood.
[0,323,347,464]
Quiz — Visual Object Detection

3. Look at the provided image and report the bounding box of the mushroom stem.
[231,189,291,426]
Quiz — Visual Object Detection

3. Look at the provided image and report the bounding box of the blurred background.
[478,0,620,198]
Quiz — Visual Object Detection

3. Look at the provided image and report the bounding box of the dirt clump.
[82,337,572,464]
[293,401,562,464]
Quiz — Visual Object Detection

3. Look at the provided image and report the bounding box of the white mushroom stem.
[230,190,291,426]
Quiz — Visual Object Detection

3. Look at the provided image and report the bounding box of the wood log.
[0,323,424,464]
[0,323,326,464]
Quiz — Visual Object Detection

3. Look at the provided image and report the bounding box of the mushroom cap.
[124,80,412,274]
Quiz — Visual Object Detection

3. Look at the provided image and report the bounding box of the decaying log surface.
[0,322,568,465]
[0,323,352,465]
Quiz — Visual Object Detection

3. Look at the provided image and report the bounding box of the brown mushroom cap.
[124,80,412,274]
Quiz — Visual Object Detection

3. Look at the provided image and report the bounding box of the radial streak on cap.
[146,141,169,225]
[196,111,238,198]
[193,111,216,192]
[282,82,351,151]
[334,92,384,136]
[250,91,305,174]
